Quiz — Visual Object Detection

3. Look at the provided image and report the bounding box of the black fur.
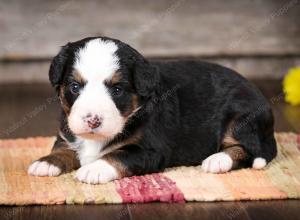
[49,44,70,89]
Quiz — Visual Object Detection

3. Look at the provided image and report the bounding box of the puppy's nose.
[85,114,102,129]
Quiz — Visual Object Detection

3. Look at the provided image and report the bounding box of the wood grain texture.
[1,56,300,83]
[128,200,300,220]
[0,0,299,59]
[0,205,131,220]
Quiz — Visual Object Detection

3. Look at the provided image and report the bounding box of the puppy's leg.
[28,136,80,176]
[76,144,163,184]
[231,113,277,169]
[202,118,250,173]
[202,144,248,173]
[202,110,277,173]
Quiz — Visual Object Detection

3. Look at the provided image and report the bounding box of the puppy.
[28,37,277,184]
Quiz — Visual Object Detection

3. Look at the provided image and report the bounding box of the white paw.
[76,159,118,184]
[202,152,233,173]
[28,161,62,176]
[252,157,267,169]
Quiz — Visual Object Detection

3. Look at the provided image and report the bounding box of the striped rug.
[0,132,299,205]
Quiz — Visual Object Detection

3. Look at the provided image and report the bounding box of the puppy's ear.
[49,44,70,89]
[133,61,160,98]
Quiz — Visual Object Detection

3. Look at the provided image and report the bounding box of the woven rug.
[0,132,300,205]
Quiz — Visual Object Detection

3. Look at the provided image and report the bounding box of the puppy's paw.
[28,161,62,176]
[202,152,233,173]
[252,157,267,169]
[76,159,118,184]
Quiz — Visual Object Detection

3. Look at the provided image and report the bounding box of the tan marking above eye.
[72,70,86,85]
[109,72,122,85]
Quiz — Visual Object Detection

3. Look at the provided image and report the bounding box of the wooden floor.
[0,79,300,220]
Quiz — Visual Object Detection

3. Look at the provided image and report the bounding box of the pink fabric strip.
[115,173,185,203]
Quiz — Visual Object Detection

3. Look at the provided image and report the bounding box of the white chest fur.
[71,138,105,166]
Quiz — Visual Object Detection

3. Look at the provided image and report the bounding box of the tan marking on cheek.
[59,86,71,114]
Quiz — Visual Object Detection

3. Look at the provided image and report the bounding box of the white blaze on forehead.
[68,38,125,139]
[74,39,119,82]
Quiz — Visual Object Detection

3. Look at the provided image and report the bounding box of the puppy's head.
[49,37,159,140]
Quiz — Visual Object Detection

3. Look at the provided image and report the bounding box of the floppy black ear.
[49,44,70,89]
[133,61,160,98]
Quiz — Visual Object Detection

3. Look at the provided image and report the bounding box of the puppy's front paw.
[28,161,62,176]
[202,152,233,173]
[76,159,118,184]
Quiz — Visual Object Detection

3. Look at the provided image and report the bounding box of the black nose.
[85,115,102,129]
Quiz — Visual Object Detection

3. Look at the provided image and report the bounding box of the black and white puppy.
[28,37,277,184]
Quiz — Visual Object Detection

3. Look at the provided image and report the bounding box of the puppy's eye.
[111,85,124,97]
[69,82,81,94]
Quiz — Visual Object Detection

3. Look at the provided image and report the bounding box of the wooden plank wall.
[0,0,300,82]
